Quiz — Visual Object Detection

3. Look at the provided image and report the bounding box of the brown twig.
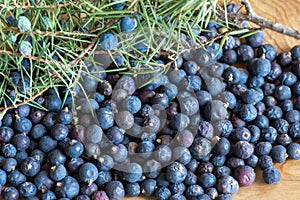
[0,50,52,64]
[0,87,49,114]
[3,27,92,37]
[219,0,300,39]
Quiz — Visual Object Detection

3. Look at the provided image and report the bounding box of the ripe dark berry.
[233,141,254,159]
[270,145,287,163]
[7,170,26,186]
[277,52,292,68]
[20,157,41,177]
[198,173,217,189]
[287,143,300,160]
[115,111,134,130]
[245,31,264,48]
[237,44,254,62]
[257,44,277,61]
[50,164,67,181]
[166,162,188,184]
[125,182,140,197]
[14,116,32,133]
[123,162,143,183]
[258,155,273,170]
[3,186,19,200]
[216,175,239,195]
[233,165,256,186]
[51,123,69,140]
[97,107,114,130]
[262,167,281,184]
[105,180,125,200]
[140,179,157,197]
[189,137,212,160]
[19,181,37,197]
[55,176,80,198]
[247,58,271,77]
[155,187,172,200]
[79,163,99,184]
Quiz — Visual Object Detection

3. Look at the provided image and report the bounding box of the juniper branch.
[218,0,300,39]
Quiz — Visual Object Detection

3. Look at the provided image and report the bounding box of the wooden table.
[126,0,300,199]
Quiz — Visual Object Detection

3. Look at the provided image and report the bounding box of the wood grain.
[126,0,300,200]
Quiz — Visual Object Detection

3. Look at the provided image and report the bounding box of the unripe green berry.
[18,16,31,32]
[19,41,32,56]
[40,16,53,31]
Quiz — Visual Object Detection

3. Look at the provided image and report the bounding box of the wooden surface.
[126,0,300,200]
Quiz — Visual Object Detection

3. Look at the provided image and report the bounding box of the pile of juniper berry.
[1,2,300,200]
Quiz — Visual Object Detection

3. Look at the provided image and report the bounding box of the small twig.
[3,27,93,37]
[0,50,53,64]
[219,0,300,39]
[0,87,49,114]
[2,0,81,11]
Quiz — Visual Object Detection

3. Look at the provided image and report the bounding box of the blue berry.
[182,61,199,75]
[19,181,37,197]
[2,143,17,158]
[287,143,300,160]
[274,85,291,101]
[155,187,172,200]
[143,159,161,179]
[41,191,57,200]
[262,167,281,184]
[14,116,32,133]
[277,52,292,68]
[55,176,80,199]
[185,184,204,198]
[3,186,19,200]
[166,162,187,184]
[270,145,287,163]
[247,58,271,77]
[21,157,41,177]
[50,164,67,181]
[3,158,17,172]
[85,124,103,143]
[234,141,254,159]
[99,33,118,51]
[220,49,237,65]
[279,72,297,86]
[7,170,26,186]
[120,16,137,32]
[246,31,264,48]
[30,124,47,139]
[39,136,58,153]
[267,62,282,81]
[190,137,212,160]
[64,139,84,158]
[96,155,114,171]
[79,163,98,184]
[216,175,239,195]
[257,44,277,61]
[125,182,140,197]
[122,96,142,114]
[34,170,55,191]
[97,107,114,130]
[198,173,217,189]
[105,180,125,200]
[291,45,300,59]
[95,171,112,187]
[0,168,7,185]
[237,44,254,62]
[30,149,46,164]
[140,179,157,197]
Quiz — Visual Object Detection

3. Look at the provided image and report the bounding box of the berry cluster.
[1,2,300,200]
